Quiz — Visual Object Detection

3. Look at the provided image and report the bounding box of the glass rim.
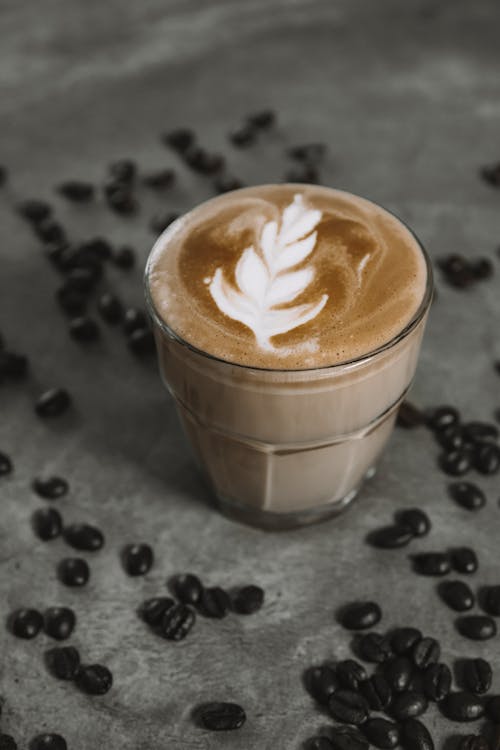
[143,186,434,374]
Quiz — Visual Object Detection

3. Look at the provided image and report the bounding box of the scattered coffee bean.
[46,646,80,680]
[329,728,369,750]
[441,691,485,721]
[474,443,500,474]
[198,586,231,618]
[32,507,63,541]
[184,146,224,175]
[385,656,413,693]
[77,236,113,262]
[456,735,490,750]
[121,544,153,576]
[214,175,244,193]
[307,737,334,750]
[360,673,392,710]
[32,476,68,500]
[57,181,94,202]
[437,425,465,451]
[63,523,104,551]
[328,690,369,725]
[149,211,180,235]
[142,168,175,189]
[57,557,90,587]
[456,615,497,640]
[35,388,71,418]
[69,316,100,342]
[0,733,17,750]
[463,421,499,443]
[439,449,471,476]
[463,658,492,695]
[75,664,113,695]
[229,125,256,147]
[30,734,67,750]
[0,451,13,476]
[17,199,52,224]
[232,585,264,614]
[399,719,434,750]
[487,695,500,722]
[9,608,43,639]
[427,405,460,431]
[358,632,392,663]
[367,525,413,549]
[160,603,195,640]
[306,665,339,705]
[285,164,319,184]
[480,162,500,187]
[35,219,66,244]
[437,255,477,288]
[43,607,76,640]
[198,702,246,731]
[397,508,431,537]
[67,265,101,292]
[127,327,155,356]
[113,245,135,270]
[482,585,500,616]
[452,548,478,574]
[470,258,494,280]
[162,128,195,152]
[423,663,451,702]
[363,718,399,749]
[106,186,137,215]
[246,109,276,129]
[56,285,87,316]
[439,580,475,611]
[0,351,28,381]
[287,143,327,163]
[391,627,422,655]
[140,597,175,627]
[336,660,367,690]
[413,552,450,576]
[123,307,148,334]
[412,637,440,669]
[108,158,136,184]
[173,573,204,605]
[391,690,428,720]
[340,601,382,630]
[449,482,486,511]
[396,401,425,428]
[98,293,123,325]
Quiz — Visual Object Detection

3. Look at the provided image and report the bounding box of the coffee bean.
[368,525,413,549]
[184,146,224,175]
[385,656,413,693]
[57,557,90,587]
[140,597,175,627]
[198,702,246,731]
[306,665,339,705]
[340,601,382,630]
[106,186,137,215]
[30,734,67,750]
[463,421,499,443]
[358,632,392,663]
[481,162,500,187]
[17,199,52,224]
[427,405,460,431]
[75,664,113,695]
[329,728,369,750]
[474,443,500,474]
[76,237,113,262]
[463,658,492,695]
[108,158,136,184]
[456,735,490,750]
[0,451,12,476]
[0,733,17,750]
[439,580,475,611]
[32,508,63,541]
[150,211,180,235]
[449,482,486,511]
[33,476,68,500]
[9,608,43,638]
[173,573,204,605]
[97,293,123,325]
[229,125,256,147]
[198,586,231,618]
[397,508,431,537]
[214,175,244,194]
[472,257,494,279]
[307,737,334,750]
[391,690,428,720]
[439,450,471,476]
[63,523,104,551]
[56,285,87,316]
[452,548,478,574]
[121,544,153,576]
[437,425,465,451]
[127,328,155,356]
[336,660,367,690]
[363,718,399,749]
[35,219,66,245]
[113,245,135,270]
[142,168,175,189]
[400,719,434,750]
[441,691,484,721]
[413,553,450,576]
[45,646,80,680]
[396,401,425,428]
[391,627,422,655]
[328,690,369,725]
[232,585,264,614]
[67,266,101,292]
[412,637,440,668]
[160,603,196,640]
[287,143,327,163]
[246,110,276,129]
[43,607,76,640]
[423,663,451,701]
[487,695,500,722]
[57,181,94,202]
[456,615,497,640]
[69,316,100,342]
[285,165,319,184]
[482,585,500,616]
[123,308,148,334]
[35,388,71,418]
[162,128,195,152]
[360,673,392,710]
[0,351,28,381]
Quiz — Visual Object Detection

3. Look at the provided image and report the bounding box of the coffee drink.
[145,185,432,528]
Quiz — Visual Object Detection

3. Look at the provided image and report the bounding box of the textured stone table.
[1,1,500,748]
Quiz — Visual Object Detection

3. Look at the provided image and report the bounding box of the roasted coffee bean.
[127,328,155,356]
[363,718,399,749]
[412,637,440,668]
[437,425,465,451]
[471,258,494,280]
[439,580,475,611]
[336,660,368,690]
[397,508,431,537]
[0,733,17,750]
[0,351,28,380]
[57,557,90,587]
[32,507,63,541]
[463,658,492,694]
[35,388,71,418]
[396,401,425,428]
[360,673,392,710]
[413,552,450,576]
[57,181,94,201]
[456,615,497,640]
[463,421,499,443]
[97,293,123,325]
[10,608,43,639]
[423,663,451,701]
[56,285,87,316]
[30,734,67,750]
[113,245,135,270]
[160,603,195,640]
[474,443,500,474]
[427,405,460,431]
[0,451,12,476]
[229,125,256,147]
[67,265,101,292]
[109,158,136,184]
[35,219,66,244]
[285,164,319,184]
[123,307,147,334]
[69,316,100,342]
[162,128,195,152]
[77,237,112,262]
[449,482,486,511]
[17,199,52,224]
[368,525,413,549]
[307,737,334,750]
[63,523,104,551]
[482,585,500,616]
[75,664,113,695]
[142,168,175,189]
[487,695,500,722]
[358,632,392,663]
[287,143,327,163]
[441,691,484,721]
[106,186,137,215]
[140,597,175,627]
[184,146,224,175]
[246,109,276,129]
[149,211,180,235]
[33,476,68,500]
[439,450,471,476]
[43,607,76,640]
[452,548,478,574]
[198,702,246,731]
[232,585,264,614]
[307,665,339,705]
[46,646,80,680]
[198,586,231,618]
[391,690,428,720]
[329,728,369,750]
[121,544,154,576]
[340,601,382,630]
[399,719,434,750]
[391,627,422,655]
[481,162,500,187]
[214,175,244,194]
[173,573,204,605]
[385,656,413,693]
[456,735,489,750]
[328,690,369,725]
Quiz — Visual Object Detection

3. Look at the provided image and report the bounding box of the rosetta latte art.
[209,194,328,350]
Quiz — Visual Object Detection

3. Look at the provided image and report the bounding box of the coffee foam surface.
[147,185,428,369]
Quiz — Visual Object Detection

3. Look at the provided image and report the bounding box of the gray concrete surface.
[1,0,500,748]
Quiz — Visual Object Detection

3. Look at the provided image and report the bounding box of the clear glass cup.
[144,205,433,530]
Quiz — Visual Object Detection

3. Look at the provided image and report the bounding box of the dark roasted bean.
[456,735,490,750]
[121,544,153,576]
[307,737,334,750]
[33,476,68,500]
[184,146,224,174]
[229,125,256,147]
[474,443,500,474]
[160,603,195,640]
[358,632,392,663]
[0,451,12,476]
[399,719,434,750]
[481,162,500,186]
[246,110,276,129]
[385,656,413,693]
[452,548,478,574]
[57,557,90,587]
[328,690,369,725]
[423,663,451,702]
[391,628,422,655]
[142,168,175,189]
[437,425,465,451]
[35,388,71,418]
[173,573,204,605]
[363,718,399,749]
[123,307,148,334]
[77,237,112,262]
[106,186,137,215]
[463,658,492,694]
[448,482,486,511]
[9,608,43,639]
[360,673,392,710]
[98,293,123,325]
[113,245,135,270]
[0,351,28,380]
[30,734,67,750]
[482,585,500,616]
[214,175,244,194]
[35,219,66,244]
[63,523,104,551]
[397,508,431,537]
[67,265,101,291]
[413,552,450,576]
[0,733,17,750]
[463,421,499,443]
[340,601,382,630]
[439,580,475,611]
[199,702,246,731]
[32,507,63,541]
[329,728,369,750]
[43,607,75,640]
[391,690,428,720]
[396,401,425,428]
[127,328,155,356]
[306,665,339,705]
[198,586,231,618]
[285,164,319,184]
[140,597,175,627]
[368,525,413,549]
[162,128,195,152]
[56,285,87,316]
[412,637,440,668]
[109,158,136,184]
[487,695,500,722]
[456,615,497,640]
[232,585,264,614]
[287,143,327,163]
[17,199,52,223]
[75,664,113,695]
[336,660,367,690]
[57,181,94,201]
[149,211,180,235]
[69,316,100,342]
[441,691,484,721]
[427,405,460,431]
[471,258,494,280]
[439,449,471,476]
[45,646,80,680]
